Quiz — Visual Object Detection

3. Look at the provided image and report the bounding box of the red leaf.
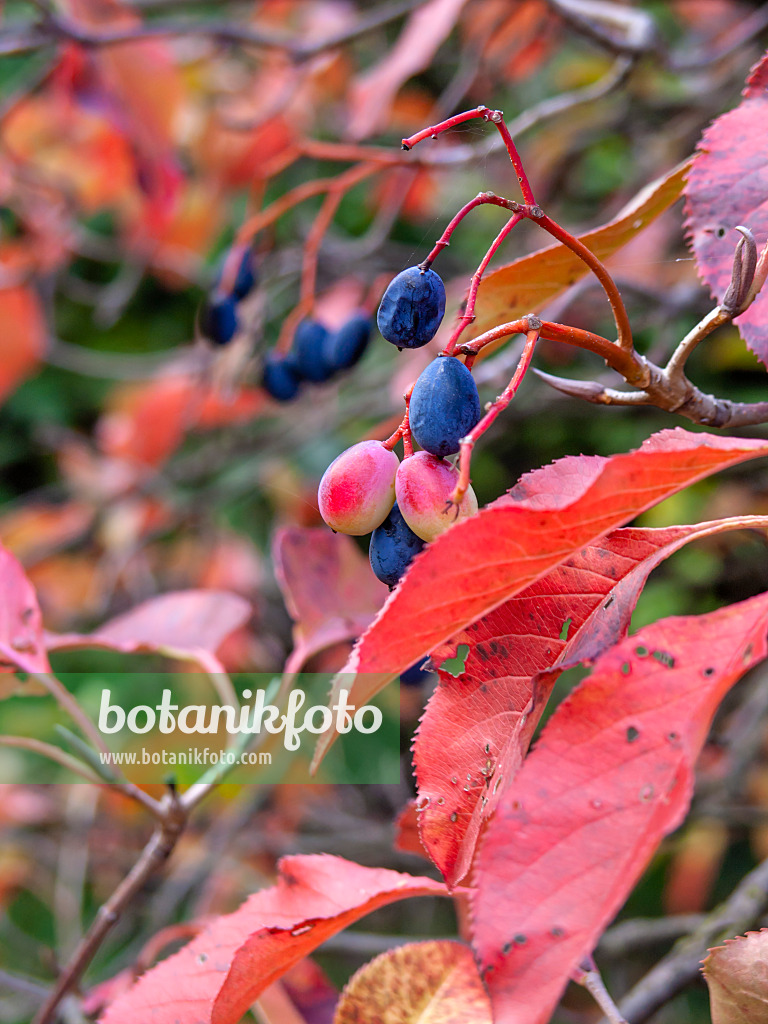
[312,428,768,770]
[272,528,387,676]
[47,590,251,673]
[684,51,768,364]
[0,286,48,405]
[100,855,448,1024]
[416,519,762,885]
[0,542,51,682]
[472,591,768,1024]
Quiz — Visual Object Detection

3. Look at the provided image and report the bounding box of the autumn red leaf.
[472,591,768,1024]
[471,158,691,338]
[703,929,768,1024]
[312,429,768,770]
[685,51,768,364]
[273,527,387,676]
[99,855,449,1024]
[47,590,251,674]
[334,940,491,1024]
[0,543,51,689]
[0,286,48,406]
[415,516,768,885]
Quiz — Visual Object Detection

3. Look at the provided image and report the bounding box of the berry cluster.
[262,312,372,403]
[318,263,480,589]
[198,245,257,346]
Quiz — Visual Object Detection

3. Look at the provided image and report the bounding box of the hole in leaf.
[440,644,470,677]
[559,617,572,641]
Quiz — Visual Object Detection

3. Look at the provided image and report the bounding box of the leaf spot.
[635,645,649,658]
[291,924,314,937]
[626,726,640,743]
[652,650,675,668]
[551,926,565,938]
[639,785,655,802]
[514,934,527,945]
[450,811,458,823]
[414,795,430,811]
[703,666,715,677]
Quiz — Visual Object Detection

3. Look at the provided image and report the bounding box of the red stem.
[451,328,539,504]
[531,212,633,352]
[442,211,524,356]
[402,106,536,205]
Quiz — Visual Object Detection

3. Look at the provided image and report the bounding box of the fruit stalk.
[451,326,539,505]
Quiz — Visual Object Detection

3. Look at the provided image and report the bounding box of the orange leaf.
[335,940,491,1023]
[470,157,691,338]
[0,286,48,405]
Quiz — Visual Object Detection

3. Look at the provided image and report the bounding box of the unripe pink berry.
[395,451,478,542]
[318,441,399,535]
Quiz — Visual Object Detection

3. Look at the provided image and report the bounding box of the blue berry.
[376,266,446,349]
[369,502,425,588]
[199,292,238,345]
[409,355,481,457]
[262,353,301,401]
[400,658,433,687]
[324,313,372,372]
[292,319,335,382]
[230,246,257,301]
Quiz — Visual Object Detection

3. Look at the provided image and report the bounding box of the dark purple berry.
[292,318,334,382]
[409,355,481,458]
[376,266,446,349]
[369,502,425,588]
[230,246,257,301]
[199,291,238,346]
[262,353,301,401]
[324,313,372,371]
[400,658,433,687]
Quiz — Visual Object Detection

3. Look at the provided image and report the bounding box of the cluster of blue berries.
[348,264,483,588]
[198,246,257,346]
[261,313,372,402]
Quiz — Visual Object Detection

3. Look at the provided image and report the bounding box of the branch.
[32,789,188,1024]
[0,0,428,59]
[613,852,768,1024]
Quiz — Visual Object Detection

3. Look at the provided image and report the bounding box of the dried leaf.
[704,929,768,1024]
[334,941,491,1024]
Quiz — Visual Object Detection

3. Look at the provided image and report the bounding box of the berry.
[400,658,433,687]
[409,355,481,457]
[324,313,372,372]
[369,502,425,588]
[318,441,399,535]
[262,353,301,402]
[230,245,257,301]
[199,291,238,345]
[292,319,335,383]
[395,451,478,542]
[376,266,446,349]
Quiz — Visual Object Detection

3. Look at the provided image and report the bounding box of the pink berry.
[395,452,478,542]
[318,441,399,535]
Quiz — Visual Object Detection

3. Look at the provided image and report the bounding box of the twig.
[0,734,100,784]
[573,956,628,1024]
[0,0,427,59]
[30,672,112,760]
[613,853,768,1024]
[599,914,706,958]
[32,789,188,1024]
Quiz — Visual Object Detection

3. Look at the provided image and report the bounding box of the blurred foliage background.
[4,1,768,1022]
